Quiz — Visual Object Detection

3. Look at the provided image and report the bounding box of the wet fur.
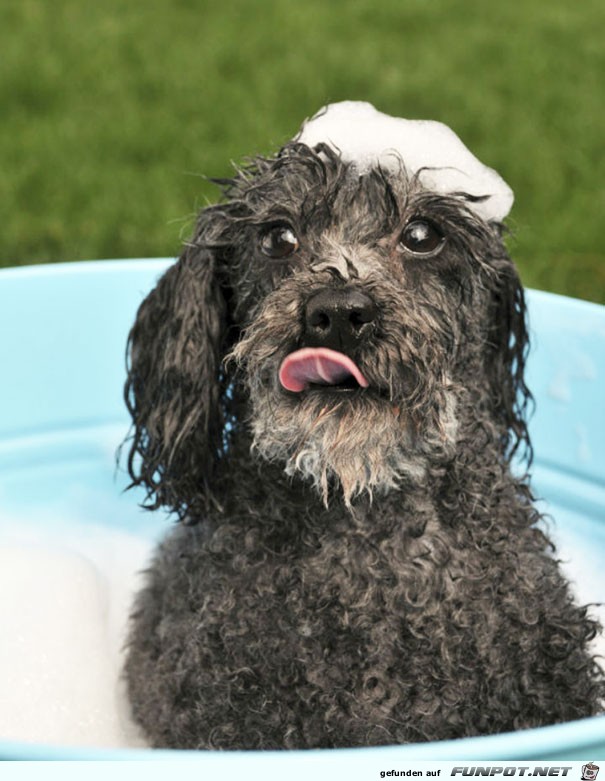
[123,143,604,749]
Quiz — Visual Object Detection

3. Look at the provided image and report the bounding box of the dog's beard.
[248,387,458,507]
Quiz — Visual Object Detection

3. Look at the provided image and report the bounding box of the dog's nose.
[303,288,377,352]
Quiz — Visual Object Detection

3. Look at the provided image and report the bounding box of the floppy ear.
[124,208,234,521]
[484,256,533,464]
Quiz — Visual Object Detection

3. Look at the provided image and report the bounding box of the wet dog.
[123,104,604,749]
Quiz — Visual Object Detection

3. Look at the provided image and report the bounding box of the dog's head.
[125,104,531,518]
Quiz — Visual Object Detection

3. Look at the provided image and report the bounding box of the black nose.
[304,287,377,353]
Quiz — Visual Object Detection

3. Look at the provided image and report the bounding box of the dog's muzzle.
[279,287,376,393]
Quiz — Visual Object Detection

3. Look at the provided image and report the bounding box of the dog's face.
[125,143,531,518]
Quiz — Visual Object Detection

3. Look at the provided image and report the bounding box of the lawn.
[1,0,604,302]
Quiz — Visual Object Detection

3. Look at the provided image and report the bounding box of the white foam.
[296,101,514,223]
[0,518,153,749]
[553,528,605,664]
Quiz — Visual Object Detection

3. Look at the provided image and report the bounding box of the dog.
[123,103,604,749]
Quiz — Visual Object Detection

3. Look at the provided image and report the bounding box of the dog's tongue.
[279,347,369,392]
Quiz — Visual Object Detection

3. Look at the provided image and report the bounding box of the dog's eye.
[399,219,445,256]
[260,225,300,258]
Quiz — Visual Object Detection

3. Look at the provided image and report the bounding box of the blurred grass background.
[1,0,603,302]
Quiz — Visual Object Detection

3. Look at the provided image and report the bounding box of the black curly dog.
[123,141,604,749]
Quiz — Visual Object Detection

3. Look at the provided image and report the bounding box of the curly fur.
[123,142,604,750]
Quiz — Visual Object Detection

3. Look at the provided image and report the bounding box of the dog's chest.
[184,513,466,673]
[145,510,582,748]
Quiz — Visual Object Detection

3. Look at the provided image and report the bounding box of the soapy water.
[0,515,153,749]
[0,500,603,751]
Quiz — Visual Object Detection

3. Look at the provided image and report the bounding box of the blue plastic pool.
[0,258,603,761]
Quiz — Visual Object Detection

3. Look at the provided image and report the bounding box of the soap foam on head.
[295,101,514,223]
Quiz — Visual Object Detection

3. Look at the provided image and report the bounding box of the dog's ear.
[484,256,533,464]
[124,207,234,521]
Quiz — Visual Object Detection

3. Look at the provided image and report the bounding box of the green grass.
[1,0,604,302]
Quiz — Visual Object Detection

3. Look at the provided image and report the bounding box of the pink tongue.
[279,347,369,393]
